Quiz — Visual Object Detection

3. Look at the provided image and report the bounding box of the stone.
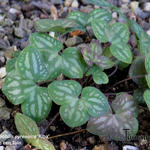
[123,145,138,150]
[14,27,26,38]
[130,2,139,12]
[65,0,72,7]
[65,36,83,47]
[0,130,13,142]
[71,0,79,8]
[143,2,150,12]
[0,146,4,150]
[0,107,11,120]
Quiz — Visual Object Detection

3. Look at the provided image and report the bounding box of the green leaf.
[133,89,145,104]
[110,43,132,64]
[2,70,52,122]
[87,8,112,25]
[145,54,150,88]
[32,138,55,150]
[30,33,63,52]
[87,0,112,8]
[62,47,87,78]
[110,23,129,44]
[15,113,55,150]
[92,20,109,43]
[81,87,111,116]
[144,89,150,110]
[48,80,81,105]
[35,19,77,33]
[16,46,49,82]
[15,113,39,143]
[81,40,114,69]
[87,93,138,141]
[60,102,89,127]
[130,20,150,56]
[129,57,147,87]
[86,65,109,84]
[21,87,52,122]
[2,70,36,105]
[6,51,20,73]
[48,80,111,127]
[6,58,17,73]
[67,11,87,28]
[93,70,109,84]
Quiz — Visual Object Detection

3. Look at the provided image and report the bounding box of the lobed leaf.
[16,46,49,82]
[82,40,114,69]
[67,11,87,28]
[35,19,77,33]
[62,47,87,78]
[21,87,52,122]
[48,80,81,105]
[87,8,112,25]
[48,80,111,127]
[110,43,132,64]
[30,33,63,52]
[2,70,36,105]
[87,93,139,141]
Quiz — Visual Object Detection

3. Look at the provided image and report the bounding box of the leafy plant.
[15,113,55,150]
[87,93,138,141]
[3,0,149,144]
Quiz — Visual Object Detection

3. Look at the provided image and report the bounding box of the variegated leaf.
[87,93,139,141]
[91,20,109,43]
[15,113,39,144]
[2,70,36,105]
[60,102,89,127]
[48,80,81,105]
[21,87,52,122]
[93,70,109,84]
[6,51,20,73]
[48,80,111,127]
[112,93,138,117]
[130,20,150,56]
[129,57,147,87]
[86,65,109,84]
[87,8,112,25]
[15,113,55,150]
[62,47,87,78]
[30,33,62,52]
[144,89,150,110]
[16,46,49,82]
[67,11,87,27]
[110,44,132,64]
[92,20,129,44]
[81,87,111,116]
[35,19,77,33]
[109,23,129,44]
[81,40,114,69]
[87,0,112,7]
[32,138,55,150]
[87,113,138,141]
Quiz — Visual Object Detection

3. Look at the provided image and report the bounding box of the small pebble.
[146,29,150,36]
[0,146,4,150]
[65,36,83,47]
[65,0,72,7]
[130,2,139,12]
[0,67,6,79]
[143,2,150,12]
[123,145,138,150]
[71,0,79,8]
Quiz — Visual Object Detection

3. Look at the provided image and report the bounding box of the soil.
[1,0,150,150]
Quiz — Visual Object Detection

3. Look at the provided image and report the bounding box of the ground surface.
[1,0,150,149]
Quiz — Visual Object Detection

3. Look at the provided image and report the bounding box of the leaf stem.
[41,112,59,135]
[48,129,87,139]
